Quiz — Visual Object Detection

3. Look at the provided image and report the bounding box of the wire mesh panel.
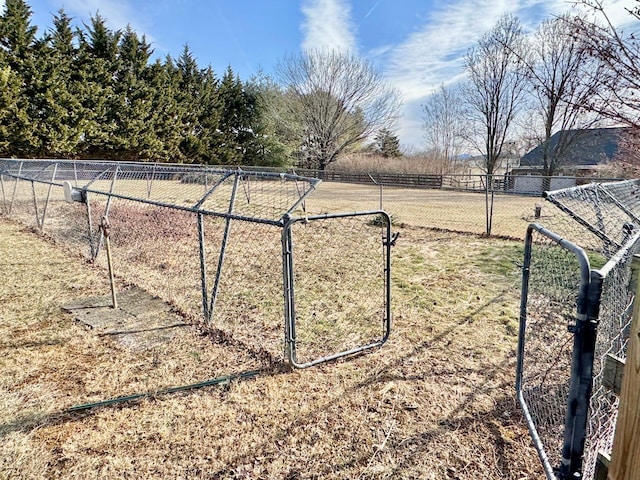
[545,181,640,258]
[204,218,285,359]
[283,211,393,368]
[581,235,640,480]
[517,224,591,479]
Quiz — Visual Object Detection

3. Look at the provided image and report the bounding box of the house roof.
[520,127,629,167]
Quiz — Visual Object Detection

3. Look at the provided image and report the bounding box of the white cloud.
[379,0,586,148]
[301,0,357,53]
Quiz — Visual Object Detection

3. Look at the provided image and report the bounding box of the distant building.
[514,127,629,176]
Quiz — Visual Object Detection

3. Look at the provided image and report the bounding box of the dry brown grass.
[304,182,541,239]
[0,215,544,479]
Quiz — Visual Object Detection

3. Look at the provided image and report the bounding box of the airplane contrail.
[365,0,381,18]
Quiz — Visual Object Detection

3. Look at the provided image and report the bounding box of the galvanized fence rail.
[0,159,394,370]
[518,179,640,479]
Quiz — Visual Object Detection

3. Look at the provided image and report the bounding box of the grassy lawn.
[0,216,543,479]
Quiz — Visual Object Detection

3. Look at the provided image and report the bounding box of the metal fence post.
[39,162,58,231]
[557,271,603,478]
[197,213,209,320]
[281,214,296,364]
[8,161,22,215]
[0,173,6,214]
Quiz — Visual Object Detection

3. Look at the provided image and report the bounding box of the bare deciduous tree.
[422,84,466,174]
[463,14,528,176]
[571,0,640,128]
[522,13,601,176]
[276,49,401,171]
[570,1,640,171]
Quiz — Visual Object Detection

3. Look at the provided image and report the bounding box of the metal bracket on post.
[384,232,399,247]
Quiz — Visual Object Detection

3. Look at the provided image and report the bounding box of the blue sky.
[10,0,640,150]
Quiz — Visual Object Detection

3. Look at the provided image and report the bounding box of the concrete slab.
[63,286,188,350]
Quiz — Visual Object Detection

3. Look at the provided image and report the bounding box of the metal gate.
[516,223,600,479]
[283,211,394,368]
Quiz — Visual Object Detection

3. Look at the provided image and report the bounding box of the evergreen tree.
[147,56,182,161]
[0,62,21,156]
[111,26,161,159]
[76,14,121,158]
[175,45,207,162]
[0,0,38,156]
[374,128,401,158]
[197,65,222,164]
[216,66,249,164]
[34,10,85,157]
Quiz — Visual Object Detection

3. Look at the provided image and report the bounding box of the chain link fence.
[0,159,393,372]
[517,179,640,479]
[292,173,622,240]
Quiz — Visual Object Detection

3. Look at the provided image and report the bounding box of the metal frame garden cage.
[0,158,395,369]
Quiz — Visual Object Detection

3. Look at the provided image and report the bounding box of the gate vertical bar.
[557,271,603,478]
[383,213,392,342]
[207,172,240,323]
[282,214,296,363]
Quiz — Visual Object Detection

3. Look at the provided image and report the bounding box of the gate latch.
[384,232,400,247]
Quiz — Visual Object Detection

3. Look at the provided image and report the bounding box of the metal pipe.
[208,172,240,322]
[0,174,6,214]
[281,214,296,364]
[39,163,58,231]
[101,216,118,309]
[9,161,22,215]
[197,213,209,320]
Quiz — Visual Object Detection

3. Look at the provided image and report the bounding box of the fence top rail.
[0,158,321,185]
[0,159,321,223]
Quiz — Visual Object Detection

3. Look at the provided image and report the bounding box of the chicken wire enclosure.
[517,224,592,479]
[518,179,640,480]
[544,180,640,258]
[0,159,395,368]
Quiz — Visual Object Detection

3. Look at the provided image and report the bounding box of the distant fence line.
[290,170,624,196]
[10,159,623,196]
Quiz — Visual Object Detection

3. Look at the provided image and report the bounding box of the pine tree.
[0,0,38,156]
[175,45,207,162]
[34,9,85,157]
[76,14,121,158]
[374,128,401,158]
[111,26,161,159]
[147,56,182,161]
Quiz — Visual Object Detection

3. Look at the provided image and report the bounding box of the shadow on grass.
[0,324,292,438]
[202,288,535,478]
